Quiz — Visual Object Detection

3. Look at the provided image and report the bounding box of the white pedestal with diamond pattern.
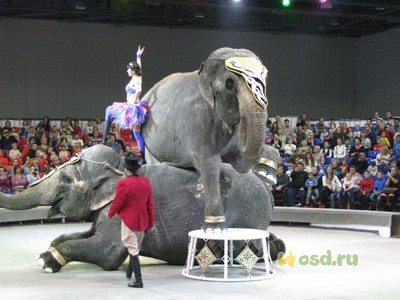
[182,228,275,282]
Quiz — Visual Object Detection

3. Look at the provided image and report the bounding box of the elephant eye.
[225,79,235,90]
[62,174,72,184]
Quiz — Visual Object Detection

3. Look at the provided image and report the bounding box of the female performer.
[103,45,149,164]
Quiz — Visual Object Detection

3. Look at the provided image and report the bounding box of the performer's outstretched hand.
[137,45,145,56]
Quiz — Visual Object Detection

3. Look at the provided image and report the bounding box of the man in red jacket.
[108,154,155,288]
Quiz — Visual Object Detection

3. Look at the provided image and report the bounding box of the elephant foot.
[269,238,286,261]
[35,251,63,273]
[202,215,227,233]
[268,231,277,241]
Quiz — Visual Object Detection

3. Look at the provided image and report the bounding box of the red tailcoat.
[108,175,155,231]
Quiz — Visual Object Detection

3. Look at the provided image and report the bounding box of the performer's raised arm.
[136,45,145,68]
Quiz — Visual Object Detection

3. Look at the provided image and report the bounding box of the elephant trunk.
[238,90,267,160]
[0,181,58,211]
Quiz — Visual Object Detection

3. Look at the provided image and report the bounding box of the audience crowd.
[1,111,400,213]
[268,111,400,212]
[0,116,133,194]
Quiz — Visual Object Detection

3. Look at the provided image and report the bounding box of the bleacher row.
[269,125,400,212]
[0,119,139,171]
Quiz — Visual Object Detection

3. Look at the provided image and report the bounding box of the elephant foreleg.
[36,226,96,273]
[37,211,127,273]
[49,225,95,248]
[194,154,225,232]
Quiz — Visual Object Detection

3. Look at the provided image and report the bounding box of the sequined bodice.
[125,84,136,104]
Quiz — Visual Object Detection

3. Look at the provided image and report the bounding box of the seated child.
[8,142,22,160]
[368,162,378,177]
[58,144,71,163]
[353,125,362,138]
[339,158,349,174]
[305,171,319,206]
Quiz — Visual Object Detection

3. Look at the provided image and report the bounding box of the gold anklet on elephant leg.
[204,216,226,223]
[257,158,277,170]
[48,246,67,266]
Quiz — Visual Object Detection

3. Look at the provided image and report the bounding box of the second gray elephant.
[143,47,269,231]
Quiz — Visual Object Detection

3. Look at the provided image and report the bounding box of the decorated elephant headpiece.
[198,47,268,110]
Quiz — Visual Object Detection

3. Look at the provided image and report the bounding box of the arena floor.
[0,223,399,300]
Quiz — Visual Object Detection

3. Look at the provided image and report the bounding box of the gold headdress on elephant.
[225,56,268,110]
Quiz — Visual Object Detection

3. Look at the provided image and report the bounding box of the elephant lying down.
[0,145,284,272]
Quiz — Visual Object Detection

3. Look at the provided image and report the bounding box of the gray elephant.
[143,47,269,231]
[0,145,126,272]
[0,145,284,272]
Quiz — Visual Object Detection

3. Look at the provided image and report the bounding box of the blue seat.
[368,151,378,159]
[366,158,374,164]
[383,166,391,174]
[314,138,322,146]
[325,157,333,165]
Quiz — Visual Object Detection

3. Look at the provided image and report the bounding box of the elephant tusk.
[102,162,124,176]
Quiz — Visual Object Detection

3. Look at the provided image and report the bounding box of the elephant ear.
[198,61,215,108]
[90,165,124,211]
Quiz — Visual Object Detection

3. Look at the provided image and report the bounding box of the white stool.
[181,228,275,282]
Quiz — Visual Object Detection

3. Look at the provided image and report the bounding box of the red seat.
[21,145,29,158]
[60,157,69,163]
[0,157,9,168]
[17,157,24,166]
[125,140,139,153]
[83,133,89,145]
[38,158,48,171]
[120,129,132,141]
[18,137,27,149]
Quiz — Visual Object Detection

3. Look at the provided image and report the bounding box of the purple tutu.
[107,100,150,129]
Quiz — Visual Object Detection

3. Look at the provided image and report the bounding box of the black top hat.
[123,155,141,172]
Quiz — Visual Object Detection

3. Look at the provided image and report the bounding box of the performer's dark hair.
[127,62,142,76]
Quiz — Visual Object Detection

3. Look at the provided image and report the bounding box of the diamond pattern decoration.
[195,244,217,272]
[236,245,260,273]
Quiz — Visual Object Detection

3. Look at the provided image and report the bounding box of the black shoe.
[128,275,143,288]
[139,151,147,165]
[128,281,143,288]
